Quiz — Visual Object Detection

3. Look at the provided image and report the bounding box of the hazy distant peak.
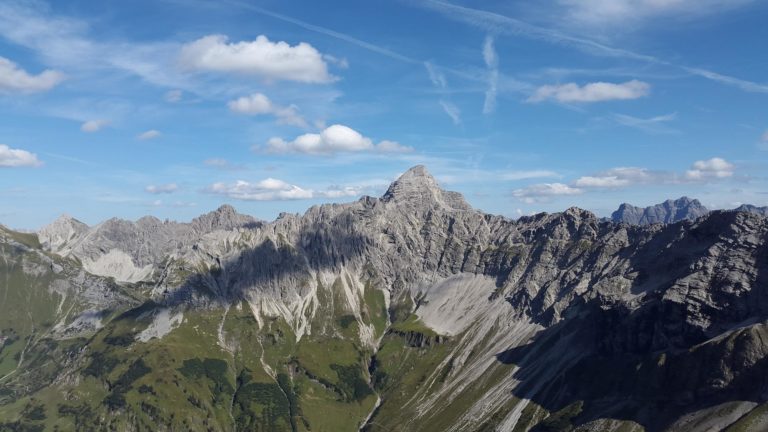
[612,196,709,225]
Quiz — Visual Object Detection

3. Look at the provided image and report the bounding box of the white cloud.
[206,177,367,201]
[228,93,307,127]
[148,199,196,208]
[204,158,245,170]
[439,100,462,125]
[316,186,365,198]
[264,124,413,155]
[685,157,734,180]
[424,61,447,88]
[164,89,182,103]
[574,175,630,188]
[0,144,42,167]
[574,167,663,188]
[482,35,499,114]
[528,80,650,103]
[512,183,583,203]
[612,112,677,133]
[0,56,64,93]
[145,183,178,194]
[424,62,463,125]
[501,170,559,181]
[179,34,334,83]
[761,130,768,142]
[137,130,161,140]
[418,1,768,94]
[559,0,755,26]
[206,178,313,201]
[80,119,109,133]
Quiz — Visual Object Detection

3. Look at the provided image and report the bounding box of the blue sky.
[1,0,767,229]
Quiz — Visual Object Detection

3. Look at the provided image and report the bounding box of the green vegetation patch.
[330,364,372,403]
[104,359,152,410]
[233,370,293,432]
[178,357,234,401]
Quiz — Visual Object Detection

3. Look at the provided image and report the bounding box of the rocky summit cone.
[382,165,471,211]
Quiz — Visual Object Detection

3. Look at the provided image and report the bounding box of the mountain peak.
[612,196,708,225]
[192,204,259,232]
[381,165,470,211]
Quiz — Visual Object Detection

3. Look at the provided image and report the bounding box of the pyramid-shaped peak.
[192,204,259,232]
[381,165,470,211]
[383,165,439,197]
[44,213,89,231]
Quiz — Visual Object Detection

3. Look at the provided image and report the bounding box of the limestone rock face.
[37,213,89,253]
[37,205,261,282]
[611,196,709,225]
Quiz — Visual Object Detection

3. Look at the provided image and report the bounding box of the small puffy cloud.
[228,93,306,127]
[0,144,42,167]
[574,167,660,188]
[0,56,64,93]
[165,89,183,103]
[206,178,313,201]
[80,119,109,133]
[512,183,583,203]
[137,130,161,140]
[375,140,414,153]
[179,34,334,83]
[316,186,365,198]
[264,124,412,155]
[145,183,178,194]
[501,170,559,181]
[527,80,650,103]
[685,157,734,180]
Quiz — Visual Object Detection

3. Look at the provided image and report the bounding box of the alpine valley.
[2,165,768,432]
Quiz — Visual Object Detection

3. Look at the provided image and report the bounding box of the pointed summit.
[38,213,89,253]
[192,204,260,232]
[382,165,471,211]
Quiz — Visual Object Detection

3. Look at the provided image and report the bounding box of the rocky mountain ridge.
[1,165,767,431]
[610,196,709,225]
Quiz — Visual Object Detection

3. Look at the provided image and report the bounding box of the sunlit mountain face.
[1,1,768,431]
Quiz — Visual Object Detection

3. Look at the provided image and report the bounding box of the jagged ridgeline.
[1,165,768,431]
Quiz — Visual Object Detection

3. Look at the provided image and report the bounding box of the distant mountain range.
[611,196,768,225]
[1,166,768,431]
